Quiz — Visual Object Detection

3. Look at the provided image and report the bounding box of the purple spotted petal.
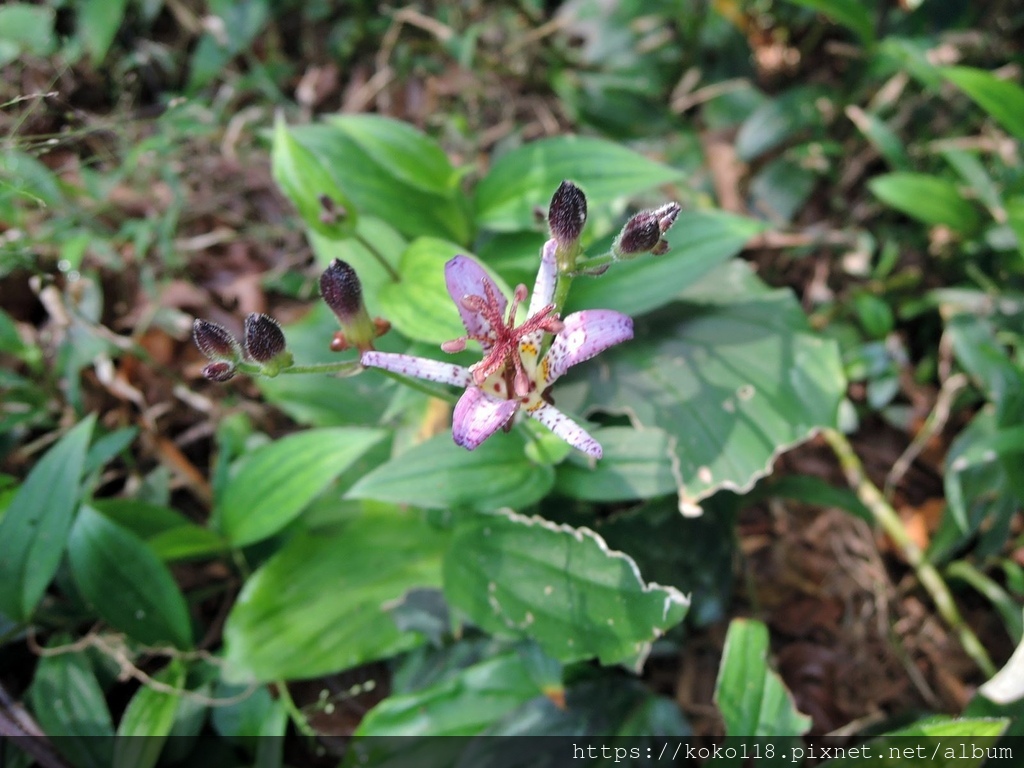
[452,386,519,450]
[542,310,633,386]
[361,351,472,387]
[445,255,506,343]
[527,403,602,458]
[528,239,558,317]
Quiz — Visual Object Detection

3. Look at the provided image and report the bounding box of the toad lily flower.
[360,240,633,458]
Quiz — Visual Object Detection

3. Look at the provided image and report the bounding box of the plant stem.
[822,427,997,678]
[277,680,318,738]
[355,232,401,282]
[236,360,362,377]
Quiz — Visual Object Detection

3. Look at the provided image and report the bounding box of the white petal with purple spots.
[444,255,505,345]
[452,386,519,450]
[527,403,602,458]
[361,351,472,386]
[542,310,633,386]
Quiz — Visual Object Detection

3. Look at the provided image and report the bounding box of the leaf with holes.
[443,510,689,667]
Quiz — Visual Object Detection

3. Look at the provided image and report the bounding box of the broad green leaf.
[113,659,186,768]
[217,427,386,546]
[30,645,114,768]
[566,210,764,317]
[946,313,1024,425]
[824,716,1009,767]
[379,241,511,345]
[78,0,127,65]
[330,115,460,197]
[256,304,394,428]
[0,4,56,67]
[347,429,554,511]
[223,505,448,682]
[83,427,138,475]
[736,86,825,161]
[69,506,193,649]
[784,0,874,47]
[943,66,1024,142]
[443,509,689,666]
[555,426,676,502]
[356,652,541,736]
[0,414,95,621]
[748,155,820,224]
[714,619,812,737]
[582,260,844,512]
[92,499,227,561]
[869,173,980,234]
[291,123,470,242]
[474,136,684,232]
[271,114,357,240]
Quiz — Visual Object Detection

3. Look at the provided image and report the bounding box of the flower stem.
[571,251,616,274]
[355,232,401,282]
[236,360,362,377]
[822,427,996,678]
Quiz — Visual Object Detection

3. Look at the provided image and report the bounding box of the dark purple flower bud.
[193,319,240,361]
[320,259,363,321]
[612,202,681,259]
[202,361,236,382]
[243,313,288,363]
[654,202,681,233]
[320,259,381,351]
[548,181,587,252]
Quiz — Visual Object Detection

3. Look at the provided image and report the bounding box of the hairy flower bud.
[202,361,236,382]
[548,181,587,246]
[612,202,681,260]
[193,319,240,362]
[243,313,289,367]
[319,259,383,351]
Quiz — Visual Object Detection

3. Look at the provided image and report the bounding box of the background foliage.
[2,0,1023,765]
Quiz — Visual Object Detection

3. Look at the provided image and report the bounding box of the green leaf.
[0,414,95,621]
[92,499,227,561]
[69,506,193,649]
[582,260,845,512]
[217,427,386,547]
[824,716,1009,767]
[0,4,56,67]
[272,113,357,240]
[113,659,186,768]
[474,136,684,232]
[347,429,554,511]
[330,115,460,197]
[846,105,911,170]
[223,505,448,682]
[211,680,287,766]
[736,86,825,161]
[355,651,541,736]
[78,0,127,65]
[291,123,470,242]
[869,172,981,234]
[30,645,114,768]
[443,509,689,666]
[554,426,676,502]
[943,67,1024,142]
[784,0,875,47]
[567,210,764,317]
[714,619,812,737]
[379,241,510,345]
